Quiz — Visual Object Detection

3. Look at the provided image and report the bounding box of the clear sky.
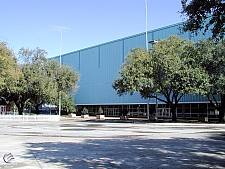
[1,0,183,58]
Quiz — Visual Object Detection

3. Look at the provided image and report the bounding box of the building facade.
[54,22,219,120]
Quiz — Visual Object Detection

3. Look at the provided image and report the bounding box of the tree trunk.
[15,103,24,115]
[219,95,225,122]
[171,104,177,122]
[35,105,40,114]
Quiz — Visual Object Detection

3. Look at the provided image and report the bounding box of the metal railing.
[0,114,60,122]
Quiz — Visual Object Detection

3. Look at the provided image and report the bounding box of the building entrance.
[104,108,120,116]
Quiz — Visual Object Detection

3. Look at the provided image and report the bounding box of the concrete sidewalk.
[0,117,224,168]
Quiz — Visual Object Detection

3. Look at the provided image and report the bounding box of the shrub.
[81,107,89,115]
[98,106,104,115]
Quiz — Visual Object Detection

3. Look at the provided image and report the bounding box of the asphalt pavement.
[0,116,225,169]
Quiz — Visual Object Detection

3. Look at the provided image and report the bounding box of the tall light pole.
[145,0,148,51]
[60,27,62,66]
[58,27,62,119]
[149,40,158,121]
[145,0,150,120]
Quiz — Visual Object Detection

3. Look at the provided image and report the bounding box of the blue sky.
[1,0,183,58]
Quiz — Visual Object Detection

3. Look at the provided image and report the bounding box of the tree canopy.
[1,47,79,115]
[113,35,209,121]
[180,0,225,39]
[0,42,20,88]
[195,39,225,122]
[112,47,154,98]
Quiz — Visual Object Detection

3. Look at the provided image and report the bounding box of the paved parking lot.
[0,117,225,169]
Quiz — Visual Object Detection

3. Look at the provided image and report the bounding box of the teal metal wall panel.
[123,33,146,56]
[77,46,101,104]
[180,94,208,103]
[70,39,148,105]
[63,51,80,69]
[56,21,216,105]
[189,28,212,42]
[53,56,60,63]
[150,23,188,41]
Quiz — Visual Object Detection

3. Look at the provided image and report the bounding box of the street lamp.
[145,0,149,120]
[145,0,148,51]
[58,27,62,120]
[149,40,158,121]
[149,40,158,45]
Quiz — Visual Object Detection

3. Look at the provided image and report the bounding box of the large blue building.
[54,22,218,119]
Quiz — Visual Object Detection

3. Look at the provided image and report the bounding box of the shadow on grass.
[23,135,225,168]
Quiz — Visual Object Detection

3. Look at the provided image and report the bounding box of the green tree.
[61,95,76,114]
[180,0,225,39]
[2,47,79,115]
[81,107,89,115]
[112,47,154,97]
[24,59,57,114]
[196,39,225,122]
[0,42,22,113]
[51,94,76,114]
[2,71,30,115]
[47,59,80,115]
[98,106,104,115]
[19,47,56,114]
[0,42,19,88]
[113,35,209,121]
[1,47,51,115]
[18,47,47,64]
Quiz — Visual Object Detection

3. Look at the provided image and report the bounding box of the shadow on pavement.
[23,136,225,168]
